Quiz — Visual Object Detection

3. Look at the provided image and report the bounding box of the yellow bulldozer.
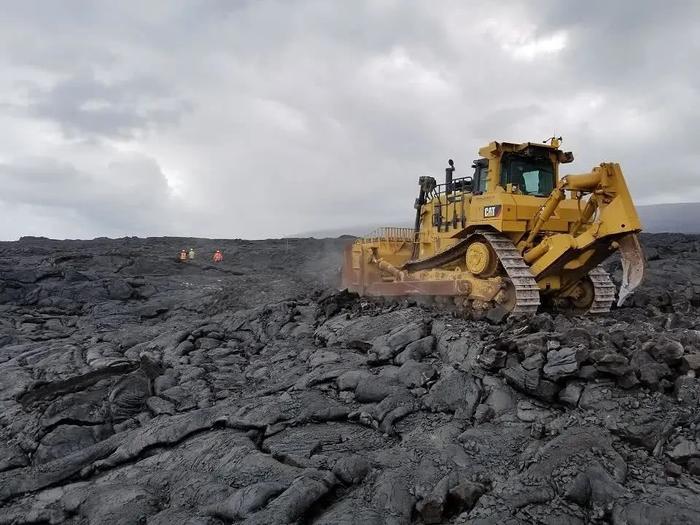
[341,138,645,319]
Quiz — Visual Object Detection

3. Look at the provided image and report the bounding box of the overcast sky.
[1,0,698,240]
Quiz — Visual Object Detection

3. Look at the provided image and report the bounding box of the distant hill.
[293,202,700,238]
[637,203,700,233]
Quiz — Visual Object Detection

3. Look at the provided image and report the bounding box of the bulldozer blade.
[617,233,645,307]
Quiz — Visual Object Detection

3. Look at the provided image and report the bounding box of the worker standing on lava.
[213,249,223,263]
[188,248,195,260]
[179,249,188,262]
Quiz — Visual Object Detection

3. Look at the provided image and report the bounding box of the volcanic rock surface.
[1,233,700,524]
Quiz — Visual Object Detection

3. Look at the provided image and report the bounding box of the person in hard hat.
[179,249,188,262]
[188,248,195,260]
[212,249,223,263]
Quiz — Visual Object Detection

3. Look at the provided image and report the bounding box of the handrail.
[433,176,472,196]
[361,227,416,243]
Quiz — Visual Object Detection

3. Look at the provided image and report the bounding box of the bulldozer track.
[403,229,541,318]
[477,230,541,317]
[587,266,616,314]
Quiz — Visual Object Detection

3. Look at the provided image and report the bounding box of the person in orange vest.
[212,249,223,263]
[179,249,188,262]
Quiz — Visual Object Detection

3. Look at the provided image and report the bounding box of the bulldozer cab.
[475,141,574,197]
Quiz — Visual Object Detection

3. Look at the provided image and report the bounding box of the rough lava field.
[2,233,700,524]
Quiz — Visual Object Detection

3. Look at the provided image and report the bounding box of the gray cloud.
[24,71,192,140]
[0,154,188,239]
[0,0,698,239]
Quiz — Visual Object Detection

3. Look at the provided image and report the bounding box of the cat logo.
[483,205,501,218]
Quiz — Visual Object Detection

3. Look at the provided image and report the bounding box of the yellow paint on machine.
[341,138,645,317]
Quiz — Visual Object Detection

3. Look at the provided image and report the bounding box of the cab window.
[477,166,488,193]
[500,156,554,196]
